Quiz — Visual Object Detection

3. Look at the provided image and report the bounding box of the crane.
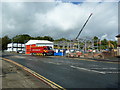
[70,13,93,50]
[76,13,93,40]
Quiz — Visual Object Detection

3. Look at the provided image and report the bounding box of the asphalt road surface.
[2,52,120,88]
[2,60,51,88]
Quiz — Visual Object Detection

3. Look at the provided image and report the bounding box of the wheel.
[43,53,46,56]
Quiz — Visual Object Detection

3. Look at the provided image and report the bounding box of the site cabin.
[30,46,54,56]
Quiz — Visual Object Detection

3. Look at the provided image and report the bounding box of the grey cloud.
[2,2,118,40]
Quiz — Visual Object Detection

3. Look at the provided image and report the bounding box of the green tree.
[55,38,70,42]
[101,39,108,45]
[32,36,54,41]
[2,36,11,50]
[100,39,108,49]
[93,36,99,47]
[112,41,117,48]
[34,36,44,40]
[93,36,98,41]
[12,34,31,43]
[43,36,54,41]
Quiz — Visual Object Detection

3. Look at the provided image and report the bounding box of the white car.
[17,50,25,54]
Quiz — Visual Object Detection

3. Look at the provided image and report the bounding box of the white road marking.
[28,59,33,60]
[105,72,120,74]
[92,65,99,67]
[70,66,106,74]
[70,66,120,74]
[91,68,118,70]
[13,56,26,58]
[47,62,61,65]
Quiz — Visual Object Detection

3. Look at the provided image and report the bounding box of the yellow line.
[2,58,65,89]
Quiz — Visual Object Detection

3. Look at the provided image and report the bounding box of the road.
[2,59,51,88]
[2,52,120,88]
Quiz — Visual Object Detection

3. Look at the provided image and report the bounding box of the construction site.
[1,1,120,89]
[5,13,119,60]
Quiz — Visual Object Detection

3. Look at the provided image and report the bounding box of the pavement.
[2,59,51,88]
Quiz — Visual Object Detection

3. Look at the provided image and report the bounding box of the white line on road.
[70,66,120,74]
[47,61,61,65]
[70,66,106,74]
[105,72,120,74]
[91,68,119,70]
[28,59,34,60]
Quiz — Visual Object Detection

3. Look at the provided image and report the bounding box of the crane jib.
[76,13,93,40]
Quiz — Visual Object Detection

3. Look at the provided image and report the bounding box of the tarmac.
[1,59,51,88]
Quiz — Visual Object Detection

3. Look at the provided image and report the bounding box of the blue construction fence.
[54,49,67,56]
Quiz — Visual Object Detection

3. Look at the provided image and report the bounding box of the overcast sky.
[1,0,119,40]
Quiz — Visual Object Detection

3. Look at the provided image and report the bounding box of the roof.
[8,43,24,45]
[116,34,120,37]
[25,40,53,45]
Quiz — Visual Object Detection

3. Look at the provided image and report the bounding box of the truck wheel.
[43,53,46,56]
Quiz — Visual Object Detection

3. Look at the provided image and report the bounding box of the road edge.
[2,57,65,89]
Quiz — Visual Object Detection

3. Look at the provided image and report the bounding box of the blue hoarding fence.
[54,49,66,56]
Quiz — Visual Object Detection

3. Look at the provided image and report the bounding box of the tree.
[55,38,70,42]
[34,36,44,40]
[112,41,117,48]
[100,39,108,49]
[12,34,31,43]
[43,36,54,41]
[93,36,98,41]
[2,36,11,51]
[33,36,54,41]
[93,36,99,47]
[101,39,108,45]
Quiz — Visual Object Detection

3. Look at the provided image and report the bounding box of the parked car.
[17,50,25,54]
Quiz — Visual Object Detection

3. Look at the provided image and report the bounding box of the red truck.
[30,46,54,56]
